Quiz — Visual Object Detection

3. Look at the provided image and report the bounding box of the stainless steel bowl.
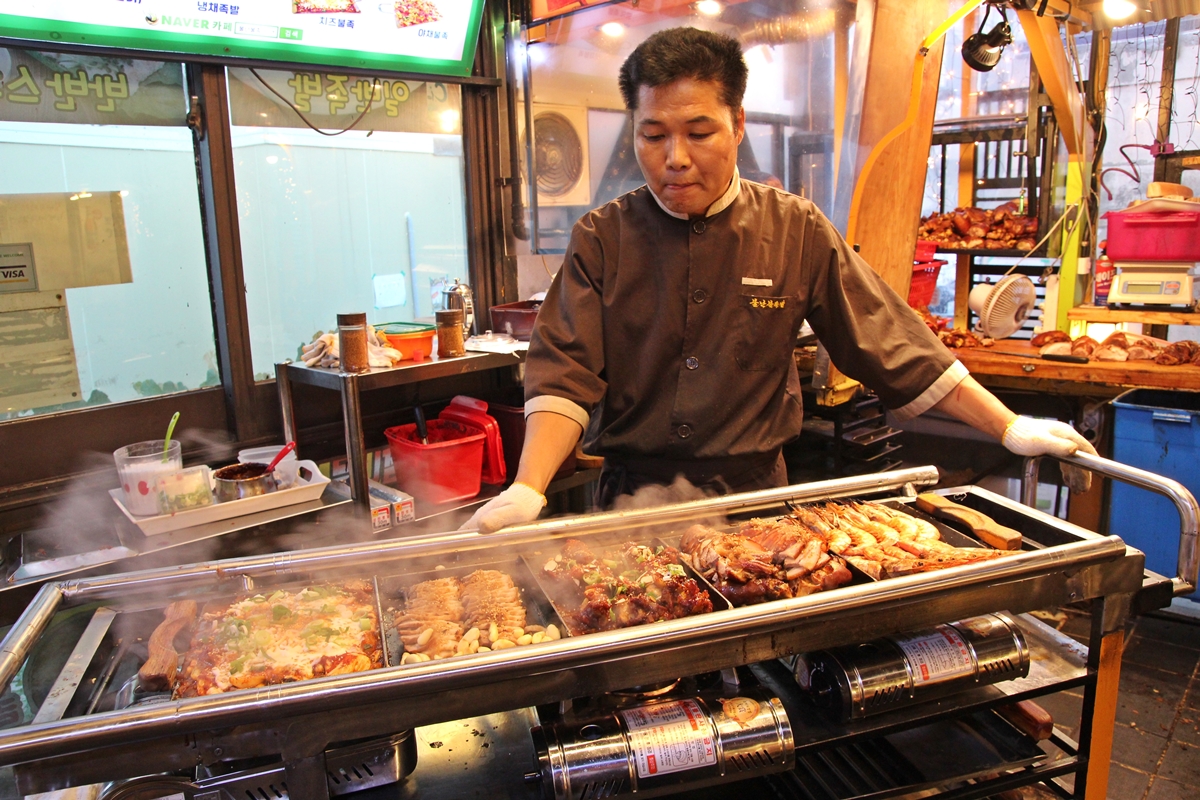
[213,462,277,503]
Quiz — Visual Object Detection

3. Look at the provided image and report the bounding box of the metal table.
[276,351,526,506]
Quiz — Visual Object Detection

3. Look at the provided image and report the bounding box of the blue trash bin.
[1108,388,1200,602]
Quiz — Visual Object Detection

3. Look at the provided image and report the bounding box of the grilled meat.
[396,570,553,662]
[460,569,526,645]
[543,539,714,634]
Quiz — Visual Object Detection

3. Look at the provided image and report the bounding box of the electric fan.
[967,275,1037,339]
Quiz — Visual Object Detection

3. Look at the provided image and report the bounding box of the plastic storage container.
[489,301,542,341]
[1103,208,1200,262]
[1108,388,1200,601]
[436,396,506,485]
[384,420,486,505]
[914,239,938,262]
[907,260,945,309]
[490,403,577,482]
[376,322,437,362]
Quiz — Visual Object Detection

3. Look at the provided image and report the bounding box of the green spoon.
[162,411,180,463]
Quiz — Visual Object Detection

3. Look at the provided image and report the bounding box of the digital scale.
[1107,261,1197,309]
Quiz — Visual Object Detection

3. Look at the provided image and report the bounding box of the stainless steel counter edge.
[0,534,1130,767]
[48,467,942,602]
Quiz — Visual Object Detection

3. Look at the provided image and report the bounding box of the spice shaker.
[436,308,466,358]
[337,313,370,373]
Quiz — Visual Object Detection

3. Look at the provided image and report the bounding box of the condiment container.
[376,322,437,361]
[238,445,300,488]
[213,462,278,503]
[337,312,370,373]
[156,466,214,514]
[114,440,183,516]
[436,308,466,358]
[1094,254,1114,305]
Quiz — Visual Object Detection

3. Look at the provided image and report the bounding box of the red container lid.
[438,397,506,485]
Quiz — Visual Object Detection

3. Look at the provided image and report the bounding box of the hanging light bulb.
[962,4,1013,73]
[1102,0,1139,20]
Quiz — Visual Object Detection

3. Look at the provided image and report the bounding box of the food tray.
[522,539,731,637]
[109,459,330,536]
[377,560,567,667]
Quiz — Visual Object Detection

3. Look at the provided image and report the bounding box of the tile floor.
[1034,610,1200,800]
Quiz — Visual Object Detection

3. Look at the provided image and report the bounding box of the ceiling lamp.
[1102,0,1139,20]
[694,0,723,16]
[962,3,1013,73]
[599,21,625,38]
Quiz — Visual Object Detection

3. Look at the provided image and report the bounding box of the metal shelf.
[276,351,526,506]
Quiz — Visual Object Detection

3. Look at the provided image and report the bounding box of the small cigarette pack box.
[369,480,416,525]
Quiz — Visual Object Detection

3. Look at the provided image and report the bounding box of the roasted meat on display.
[541,540,715,634]
[680,501,1008,606]
[393,570,559,663]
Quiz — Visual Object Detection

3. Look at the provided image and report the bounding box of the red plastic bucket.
[384,419,486,505]
[907,260,945,308]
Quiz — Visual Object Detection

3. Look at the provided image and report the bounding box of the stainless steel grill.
[0,455,1191,800]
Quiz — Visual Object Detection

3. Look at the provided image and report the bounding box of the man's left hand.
[1001,416,1097,493]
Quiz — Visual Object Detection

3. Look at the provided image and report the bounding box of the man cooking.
[464,27,1093,534]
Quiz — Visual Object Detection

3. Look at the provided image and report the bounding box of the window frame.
[0,1,513,506]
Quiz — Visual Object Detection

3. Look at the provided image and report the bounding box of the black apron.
[594,449,788,509]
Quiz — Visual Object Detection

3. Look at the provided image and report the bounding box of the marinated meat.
[543,539,714,634]
[918,207,1039,250]
[1030,330,1071,347]
[1157,340,1200,366]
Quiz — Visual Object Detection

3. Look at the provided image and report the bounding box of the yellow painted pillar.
[1059,156,1091,335]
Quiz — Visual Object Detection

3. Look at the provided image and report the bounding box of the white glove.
[459,482,547,534]
[1001,416,1097,493]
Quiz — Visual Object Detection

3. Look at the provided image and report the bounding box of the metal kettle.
[442,279,475,338]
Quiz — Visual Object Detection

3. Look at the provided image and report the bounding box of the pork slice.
[1071,336,1099,358]
[1093,345,1129,362]
[1127,345,1158,361]
[1039,341,1074,356]
[1030,330,1071,347]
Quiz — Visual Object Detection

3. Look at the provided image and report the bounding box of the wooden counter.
[953,341,1200,397]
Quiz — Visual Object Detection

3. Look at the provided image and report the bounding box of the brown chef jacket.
[524,175,967,494]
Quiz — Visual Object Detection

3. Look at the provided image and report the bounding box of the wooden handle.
[996,700,1054,741]
[914,493,1023,551]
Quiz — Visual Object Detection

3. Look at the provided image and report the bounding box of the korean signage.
[228,67,459,133]
[0,49,186,125]
[0,0,485,78]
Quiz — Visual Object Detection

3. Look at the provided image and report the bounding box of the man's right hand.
[459,482,547,534]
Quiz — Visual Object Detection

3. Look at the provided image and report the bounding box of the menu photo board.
[0,0,486,77]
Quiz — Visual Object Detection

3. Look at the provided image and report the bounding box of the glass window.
[227,68,469,380]
[520,3,854,251]
[1173,16,1200,152]
[1098,20,1170,240]
[0,48,216,421]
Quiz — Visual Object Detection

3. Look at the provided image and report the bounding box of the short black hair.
[618,27,748,115]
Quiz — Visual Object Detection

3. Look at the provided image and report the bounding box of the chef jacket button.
[692,289,707,303]
[685,356,699,370]
[692,220,706,234]
[677,424,693,439]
